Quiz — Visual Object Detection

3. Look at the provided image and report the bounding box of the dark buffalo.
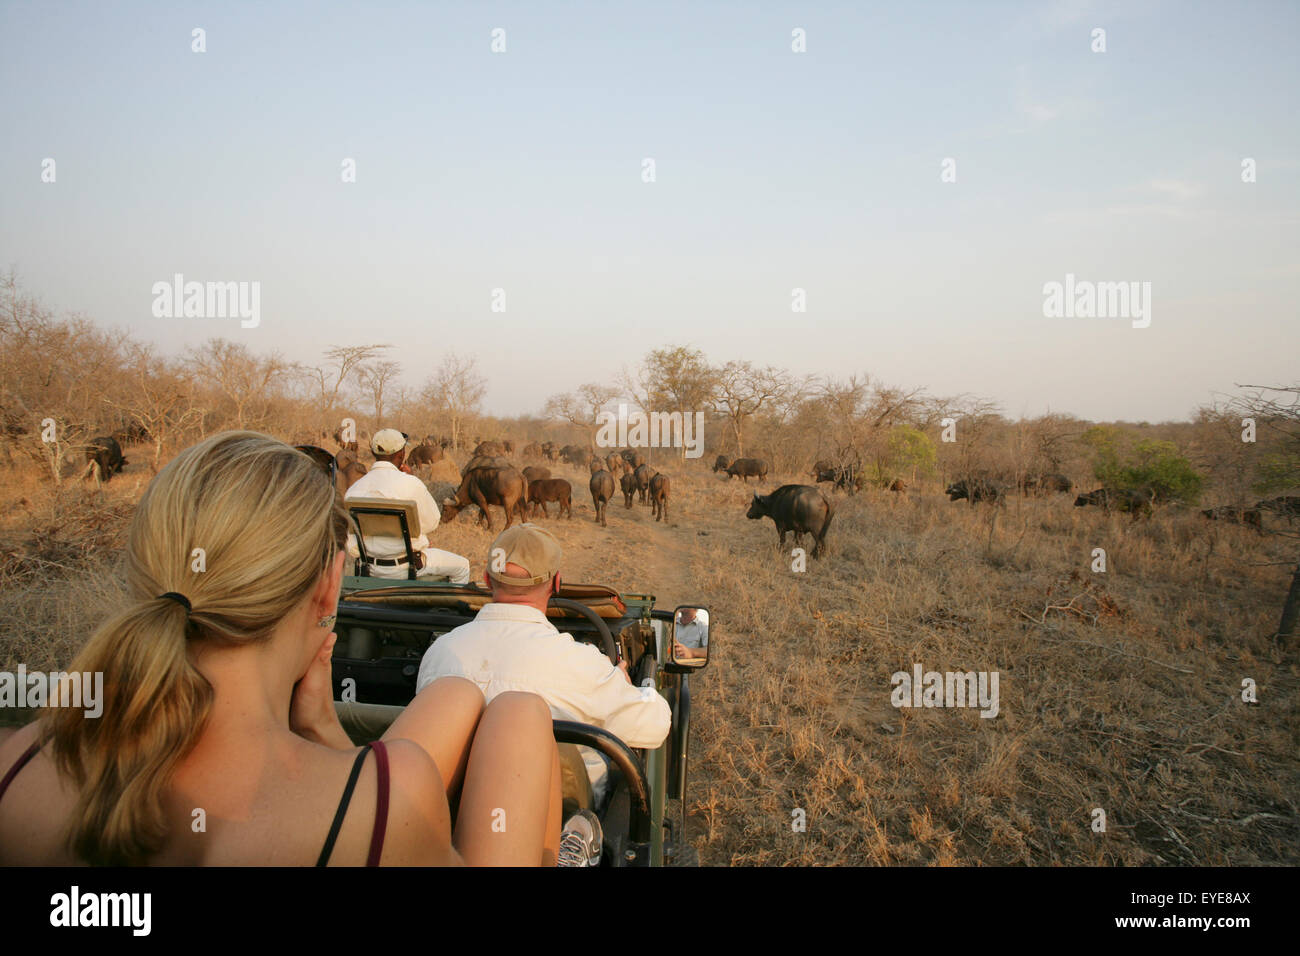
[1074,488,1111,509]
[1201,506,1262,532]
[522,465,551,484]
[620,470,636,508]
[746,484,834,558]
[1254,496,1300,522]
[110,420,150,446]
[522,442,543,459]
[945,478,1007,505]
[83,436,127,483]
[541,441,558,462]
[1022,472,1073,496]
[472,440,505,458]
[649,473,671,522]
[460,454,512,477]
[726,458,769,483]
[527,478,573,519]
[620,449,638,464]
[561,445,589,468]
[605,453,623,475]
[633,463,654,504]
[501,440,515,455]
[589,470,614,527]
[442,465,528,531]
[406,441,444,470]
[1074,487,1152,518]
[714,455,731,473]
[810,459,833,479]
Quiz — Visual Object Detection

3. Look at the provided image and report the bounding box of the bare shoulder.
[376,739,458,866]
[0,722,41,770]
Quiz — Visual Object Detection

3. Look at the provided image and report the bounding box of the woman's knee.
[486,691,552,729]
[424,676,486,713]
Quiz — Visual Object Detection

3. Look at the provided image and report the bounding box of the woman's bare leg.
[384,677,484,798]
[454,691,557,866]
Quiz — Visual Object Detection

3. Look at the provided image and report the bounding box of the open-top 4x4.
[328,575,711,866]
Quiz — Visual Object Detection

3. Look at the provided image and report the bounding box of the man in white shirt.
[416,523,671,803]
[673,608,708,661]
[344,428,471,584]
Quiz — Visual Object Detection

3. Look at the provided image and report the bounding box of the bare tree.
[107,345,206,471]
[712,361,799,457]
[308,345,390,423]
[423,353,486,450]
[186,339,291,431]
[357,358,402,424]
[543,383,620,447]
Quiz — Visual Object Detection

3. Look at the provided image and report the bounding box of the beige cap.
[371,428,407,456]
[487,523,563,587]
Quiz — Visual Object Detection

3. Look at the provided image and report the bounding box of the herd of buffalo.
[75,428,1300,559]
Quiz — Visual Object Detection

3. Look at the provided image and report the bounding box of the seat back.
[347,497,422,579]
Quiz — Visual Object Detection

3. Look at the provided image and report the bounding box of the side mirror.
[669,606,709,669]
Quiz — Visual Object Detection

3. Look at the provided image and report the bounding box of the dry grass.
[2,449,1297,866]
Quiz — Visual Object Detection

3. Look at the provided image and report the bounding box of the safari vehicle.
[327,510,711,867]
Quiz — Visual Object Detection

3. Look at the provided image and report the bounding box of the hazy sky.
[2,0,1296,423]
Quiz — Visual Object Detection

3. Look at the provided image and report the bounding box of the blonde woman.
[0,432,562,865]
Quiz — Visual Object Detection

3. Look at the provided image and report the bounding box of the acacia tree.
[308,344,389,427]
[712,361,799,457]
[543,383,620,448]
[186,339,292,431]
[423,353,486,450]
[356,358,402,424]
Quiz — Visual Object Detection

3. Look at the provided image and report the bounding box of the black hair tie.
[159,592,192,613]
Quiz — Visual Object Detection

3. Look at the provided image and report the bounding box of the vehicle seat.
[559,743,594,814]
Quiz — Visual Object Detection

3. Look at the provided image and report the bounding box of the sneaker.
[556,809,603,867]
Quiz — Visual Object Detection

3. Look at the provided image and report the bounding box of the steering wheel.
[548,597,619,666]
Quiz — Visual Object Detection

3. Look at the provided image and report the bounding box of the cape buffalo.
[945,478,1007,505]
[1254,496,1300,522]
[442,465,528,531]
[83,436,127,483]
[649,472,671,522]
[589,469,614,527]
[473,440,505,458]
[620,470,636,508]
[633,463,654,504]
[714,455,731,473]
[527,478,573,519]
[406,441,444,472]
[1201,506,1262,532]
[522,442,543,459]
[522,465,551,484]
[746,484,834,558]
[1075,487,1152,518]
[727,458,769,483]
[461,454,512,477]
[1021,472,1073,496]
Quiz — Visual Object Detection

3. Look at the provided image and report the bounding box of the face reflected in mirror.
[671,607,709,667]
